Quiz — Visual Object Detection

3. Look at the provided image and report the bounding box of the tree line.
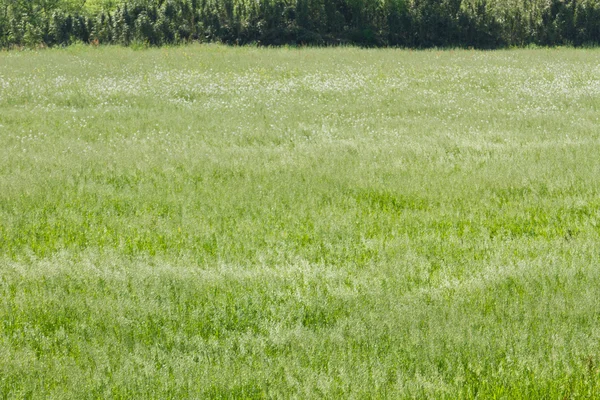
[1,0,600,48]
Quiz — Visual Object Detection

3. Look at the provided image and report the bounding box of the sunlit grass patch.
[1,45,600,398]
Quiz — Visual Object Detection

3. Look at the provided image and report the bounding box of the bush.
[1,0,600,48]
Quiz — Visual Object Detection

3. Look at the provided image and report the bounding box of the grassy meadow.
[1,45,600,398]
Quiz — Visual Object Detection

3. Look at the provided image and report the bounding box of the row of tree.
[1,0,600,48]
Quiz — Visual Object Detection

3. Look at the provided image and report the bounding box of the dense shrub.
[1,0,600,48]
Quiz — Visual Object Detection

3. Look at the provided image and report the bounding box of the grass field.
[1,45,600,398]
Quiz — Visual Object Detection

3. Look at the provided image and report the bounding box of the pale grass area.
[1,45,600,398]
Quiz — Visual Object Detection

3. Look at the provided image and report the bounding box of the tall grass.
[1,45,600,397]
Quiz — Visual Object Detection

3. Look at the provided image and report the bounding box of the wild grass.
[1,45,600,398]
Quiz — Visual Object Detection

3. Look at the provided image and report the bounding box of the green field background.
[1,46,600,398]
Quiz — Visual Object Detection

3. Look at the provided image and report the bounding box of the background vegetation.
[1,45,600,397]
[1,0,600,48]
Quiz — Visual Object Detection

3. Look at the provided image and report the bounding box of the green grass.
[1,45,600,398]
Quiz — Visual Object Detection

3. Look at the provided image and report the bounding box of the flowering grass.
[1,45,600,398]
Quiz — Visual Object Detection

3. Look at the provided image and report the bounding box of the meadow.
[1,45,600,398]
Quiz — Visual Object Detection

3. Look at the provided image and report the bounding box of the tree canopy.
[1,0,599,48]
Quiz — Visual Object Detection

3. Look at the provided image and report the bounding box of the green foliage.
[1,0,600,47]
